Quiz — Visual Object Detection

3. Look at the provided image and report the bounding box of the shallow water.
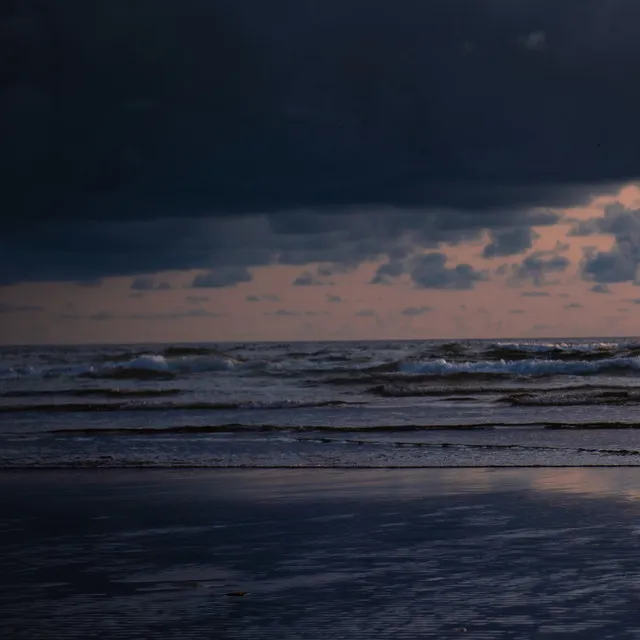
[3,339,640,467]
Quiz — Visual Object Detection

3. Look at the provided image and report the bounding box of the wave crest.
[399,356,640,377]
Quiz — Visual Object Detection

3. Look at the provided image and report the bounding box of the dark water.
[3,339,640,467]
[5,468,640,639]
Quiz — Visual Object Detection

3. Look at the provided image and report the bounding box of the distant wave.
[399,356,640,378]
[0,388,182,399]
[489,341,621,353]
[368,383,639,399]
[503,389,640,407]
[0,353,244,381]
[38,421,640,436]
[0,399,364,414]
[88,354,242,379]
[481,344,622,362]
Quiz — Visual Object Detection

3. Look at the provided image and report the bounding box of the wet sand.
[3,468,640,638]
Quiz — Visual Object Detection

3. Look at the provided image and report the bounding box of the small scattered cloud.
[370,260,407,285]
[316,264,355,277]
[521,291,550,297]
[326,294,343,303]
[401,306,433,316]
[577,205,640,284]
[186,295,210,304]
[135,309,224,320]
[191,267,252,288]
[508,252,570,286]
[246,293,280,302]
[61,309,224,321]
[355,309,377,317]
[269,309,301,317]
[557,293,570,298]
[509,309,525,315]
[590,284,611,294]
[411,253,488,290]
[564,302,583,309]
[0,303,43,313]
[87,311,113,321]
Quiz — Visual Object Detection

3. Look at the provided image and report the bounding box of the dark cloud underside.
[3,0,640,282]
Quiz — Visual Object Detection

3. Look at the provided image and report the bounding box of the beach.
[4,468,640,639]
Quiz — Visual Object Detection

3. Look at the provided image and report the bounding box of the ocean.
[3,338,640,469]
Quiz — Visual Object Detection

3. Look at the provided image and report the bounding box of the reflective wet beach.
[4,469,640,638]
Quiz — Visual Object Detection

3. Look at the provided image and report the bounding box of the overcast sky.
[2,0,640,344]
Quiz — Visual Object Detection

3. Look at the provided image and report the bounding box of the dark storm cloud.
[370,260,407,285]
[507,253,570,286]
[4,0,640,283]
[410,253,488,290]
[372,249,490,288]
[3,208,546,284]
[575,204,640,284]
[482,227,537,258]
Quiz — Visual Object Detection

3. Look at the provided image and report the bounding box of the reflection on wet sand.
[3,469,640,638]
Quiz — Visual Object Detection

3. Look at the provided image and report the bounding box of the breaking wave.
[0,353,244,381]
[6,343,640,383]
[399,356,640,378]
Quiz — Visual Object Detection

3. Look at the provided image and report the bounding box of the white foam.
[492,341,619,353]
[400,356,640,377]
[97,354,240,376]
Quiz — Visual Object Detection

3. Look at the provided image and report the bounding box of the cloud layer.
[3,0,640,283]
